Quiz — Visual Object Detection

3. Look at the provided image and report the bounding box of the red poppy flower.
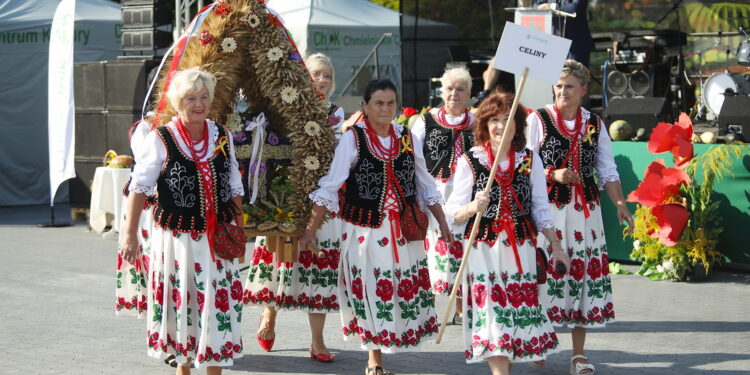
[627,159,690,207]
[647,113,693,168]
[402,107,417,117]
[651,202,689,246]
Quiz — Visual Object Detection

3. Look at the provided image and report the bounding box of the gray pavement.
[1,210,749,374]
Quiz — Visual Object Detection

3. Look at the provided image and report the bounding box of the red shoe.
[256,315,275,352]
[310,346,335,362]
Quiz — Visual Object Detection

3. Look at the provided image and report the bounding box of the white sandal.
[570,354,595,375]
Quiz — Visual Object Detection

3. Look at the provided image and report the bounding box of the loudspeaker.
[718,96,750,141]
[604,63,670,100]
[603,97,673,134]
[74,62,106,110]
[121,0,172,51]
[106,59,159,110]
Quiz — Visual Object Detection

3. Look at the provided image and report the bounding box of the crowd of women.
[116,54,633,375]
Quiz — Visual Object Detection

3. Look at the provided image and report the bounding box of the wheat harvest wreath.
[148,0,336,256]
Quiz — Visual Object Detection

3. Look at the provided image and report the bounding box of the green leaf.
[608,262,632,275]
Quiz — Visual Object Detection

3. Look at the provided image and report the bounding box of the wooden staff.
[436,67,529,344]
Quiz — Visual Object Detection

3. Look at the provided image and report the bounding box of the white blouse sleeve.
[412,128,442,209]
[129,121,152,161]
[331,106,346,140]
[309,130,358,211]
[227,129,244,197]
[595,117,620,188]
[525,110,546,154]
[129,130,166,195]
[444,156,474,226]
[529,151,554,230]
[410,115,426,150]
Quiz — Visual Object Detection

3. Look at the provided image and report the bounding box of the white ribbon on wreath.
[246,112,268,204]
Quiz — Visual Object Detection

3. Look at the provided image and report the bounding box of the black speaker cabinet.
[603,97,673,134]
[604,63,670,100]
[718,96,750,141]
[106,59,159,111]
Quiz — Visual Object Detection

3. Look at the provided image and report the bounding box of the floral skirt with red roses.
[339,213,438,353]
[243,214,342,313]
[461,230,560,364]
[145,226,244,368]
[425,179,462,296]
[425,211,465,296]
[537,199,615,328]
[115,201,154,318]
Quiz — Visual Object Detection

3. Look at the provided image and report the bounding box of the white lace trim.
[129,183,155,196]
[536,219,555,230]
[597,173,620,189]
[310,192,338,212]
[418,193,443,212]
[230,186,244,197]
[469,146,527,169]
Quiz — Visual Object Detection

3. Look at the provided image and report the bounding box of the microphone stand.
[657,0,685,114]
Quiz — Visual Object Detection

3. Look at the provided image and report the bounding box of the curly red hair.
[473,90,528,151]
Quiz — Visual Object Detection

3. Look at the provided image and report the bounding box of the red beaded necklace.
[484,141,515,186]
[437,107,471,130]
[364,119,399,160]
[176,117,209,160]
[553,105,583,140]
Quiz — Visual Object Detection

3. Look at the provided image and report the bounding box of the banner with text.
[48,0,76,204]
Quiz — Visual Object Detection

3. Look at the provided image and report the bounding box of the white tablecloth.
[89,167,131,234]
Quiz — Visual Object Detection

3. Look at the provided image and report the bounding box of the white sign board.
[493,21,571,85]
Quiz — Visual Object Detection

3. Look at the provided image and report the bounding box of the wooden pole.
[435,67,530,344]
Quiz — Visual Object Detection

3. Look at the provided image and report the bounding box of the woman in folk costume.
[525,59,633,375]
[411,67,475,324]
[119,68,245,374]
[445,91,569,375]
[243,53,344,361]
[297,79,454,375]
[116,120,156,319]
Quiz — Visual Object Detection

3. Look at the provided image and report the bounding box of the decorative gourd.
[609,120,634,141]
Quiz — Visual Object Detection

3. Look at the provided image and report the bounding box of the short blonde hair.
[166,67,217,111]
[440,66,472,101]
[560,59,590,87]
[304,53,336,97]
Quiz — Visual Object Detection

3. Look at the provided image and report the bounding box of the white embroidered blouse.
[445,146,554,230]
[309,122,443,213]
[128,119,244,198]
[525,104,620,187]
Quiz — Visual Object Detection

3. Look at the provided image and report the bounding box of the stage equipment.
[737,26,750,66]
[718,96,750,141]
[121,0,172,52]
[603,97,672,135]
[702,73,750,116]
[71,58,159,208]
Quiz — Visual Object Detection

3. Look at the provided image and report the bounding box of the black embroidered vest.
[536,108,601,204]
[422,112,474,181]
[152,125,234,234]
[327,103,340,117]
[464,148,537,246]
[340,125,418,228]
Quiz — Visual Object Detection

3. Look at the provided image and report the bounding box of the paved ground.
[1,205,749,374]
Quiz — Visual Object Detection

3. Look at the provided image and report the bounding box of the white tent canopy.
[267,0,402,100]
[0,0,121,206]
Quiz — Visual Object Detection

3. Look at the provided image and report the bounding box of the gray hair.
[304,53,336,97]
[166,67,217,111]
[560,59,590,87]
[440,66,472,94]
